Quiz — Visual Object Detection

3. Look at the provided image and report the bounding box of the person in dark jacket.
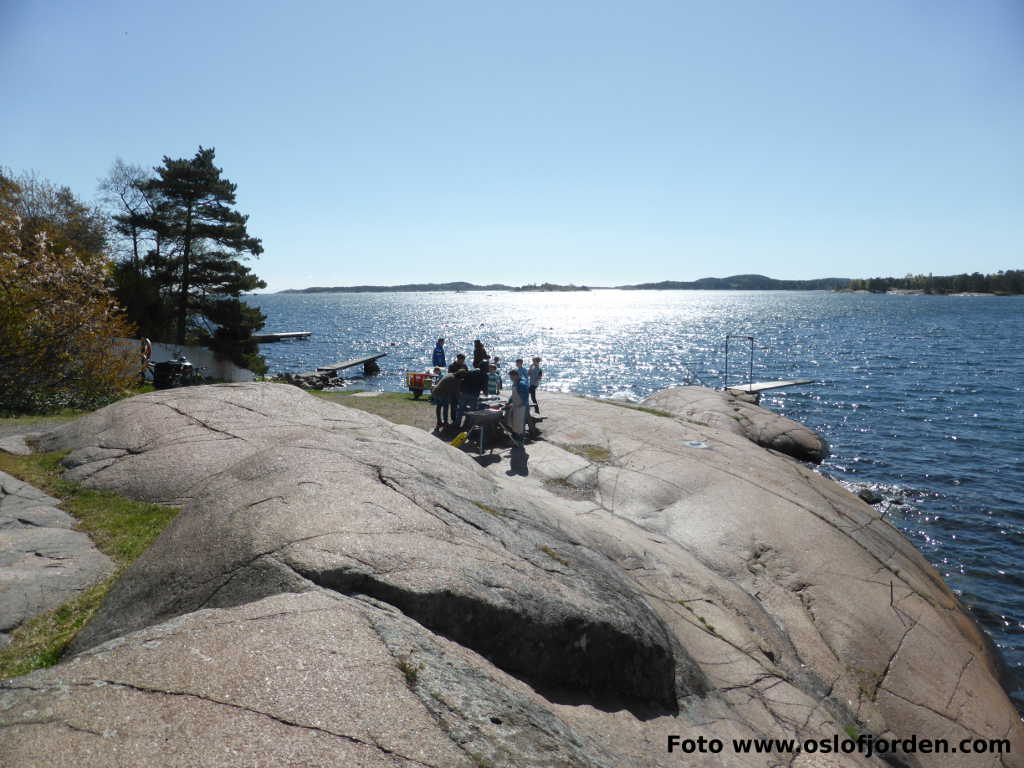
[432,338,446,368]
[447,353,468,374]
[455,361,489,428]
[431,369,465,430]
[472,339,488,369]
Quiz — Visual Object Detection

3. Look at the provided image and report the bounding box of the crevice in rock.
[244,496,286,509]
[64,721,106,737]
[375,467,452,529]
[879,685,997,743]
[873,620,917,701]
[72,678,445,768]
[945,654,974,713]
[432,502,489,537]
[0,718,70,732]
[153,402,248,443]
[286,561,686,717]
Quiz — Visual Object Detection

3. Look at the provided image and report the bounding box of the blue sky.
[3,1,1021,291]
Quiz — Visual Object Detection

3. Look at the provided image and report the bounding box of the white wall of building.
[116,339,257,383]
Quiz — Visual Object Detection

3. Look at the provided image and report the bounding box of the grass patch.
[397,656,422,687]
[0,410,86,428]
[696,615,718,634]
[473,501,503,517]
[541,477,596,501]
[0,451,178,679]
[325,390,417,402]
[312,390,435,431]
[538,545,571,567]
[565,444,611,463]
[677,600,718,635]
[0,578,113,679]
[598,399,672,418]
[0,452,177,567]
[0,451,66,491]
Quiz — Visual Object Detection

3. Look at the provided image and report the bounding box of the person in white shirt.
[505,368,529,445]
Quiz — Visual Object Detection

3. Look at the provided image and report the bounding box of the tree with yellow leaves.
[0,171,137,413]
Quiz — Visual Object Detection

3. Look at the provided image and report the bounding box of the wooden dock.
[726,379,814,394]
[317,353,387,376]
[252,331,312,343]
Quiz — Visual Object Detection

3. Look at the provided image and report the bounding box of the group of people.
[428,337,544,444]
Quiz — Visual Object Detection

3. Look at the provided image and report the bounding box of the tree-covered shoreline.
[278,271,1023,295]
[846,271,1023,294]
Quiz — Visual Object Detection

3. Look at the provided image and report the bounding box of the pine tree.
[141,147,266,347]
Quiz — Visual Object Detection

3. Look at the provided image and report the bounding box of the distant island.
[277,275,841,293]
[278,270,1023,295]
[514,282,589,292]
[617,275,851,291]
[279,281,513,294]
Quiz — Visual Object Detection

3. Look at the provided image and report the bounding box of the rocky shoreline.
[2,383,1020,766]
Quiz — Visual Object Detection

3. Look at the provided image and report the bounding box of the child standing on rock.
[487,363,502,395]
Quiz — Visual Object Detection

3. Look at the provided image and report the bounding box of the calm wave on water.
[247,290,1024,702]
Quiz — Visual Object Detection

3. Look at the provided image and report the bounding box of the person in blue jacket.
[432,338,446,368]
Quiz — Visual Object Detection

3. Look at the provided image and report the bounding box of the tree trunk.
[130,224,140,275]
[176,206,193,346]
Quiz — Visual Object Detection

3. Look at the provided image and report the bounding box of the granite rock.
[2,384,1019,767]
[643,386,829,462]
[0,472,115,647]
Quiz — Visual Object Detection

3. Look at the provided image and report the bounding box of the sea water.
[247,290,1024,703]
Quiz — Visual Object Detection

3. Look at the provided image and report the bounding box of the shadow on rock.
[294,566,691,718]
[506,444,529,476]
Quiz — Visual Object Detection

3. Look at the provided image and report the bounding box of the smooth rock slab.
[40,385,701,714]
[643,386,829,462]
[0,432,43,456]
[3,384,1020,767]
[1,591,620,768]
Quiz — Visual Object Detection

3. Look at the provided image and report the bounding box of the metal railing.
[723,334,754,392]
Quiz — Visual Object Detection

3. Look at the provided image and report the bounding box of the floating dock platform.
[252,331,312,343]
[725,379,814,394]
[317,353,387,376]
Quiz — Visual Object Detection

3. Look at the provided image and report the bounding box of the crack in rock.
[69,678,445,768]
